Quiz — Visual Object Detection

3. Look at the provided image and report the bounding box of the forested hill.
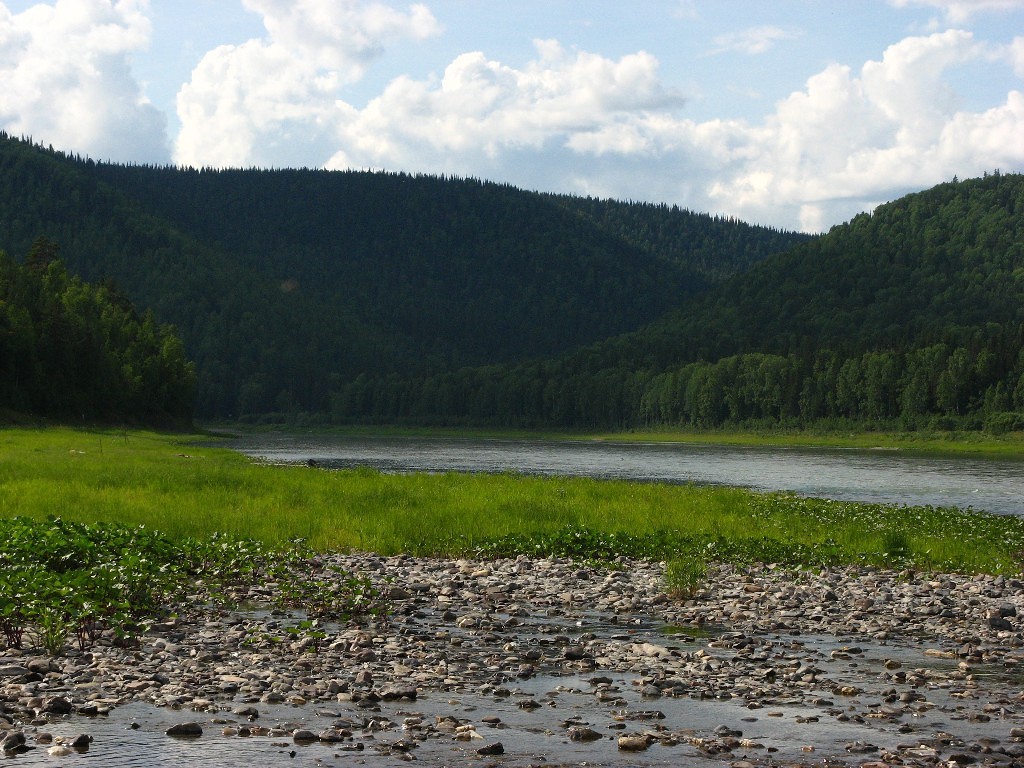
[601,171,1024,367]
[342,173,1024,431]
[0,133,806,418]
[0,240,195,426]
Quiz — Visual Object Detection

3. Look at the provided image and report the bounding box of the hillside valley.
[0,135,1022,433]
[0,134,804,420]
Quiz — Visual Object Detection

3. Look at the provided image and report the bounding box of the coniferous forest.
[0,238,194,426]
[0,132,1021,432]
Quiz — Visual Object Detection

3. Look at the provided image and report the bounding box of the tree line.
[326,173,1024,433]
[326,337,1024,433]
[0,238,195,425]
[1,134,1020,433]
[0,133,807,418]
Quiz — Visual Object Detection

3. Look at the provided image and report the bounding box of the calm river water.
[229,434,1023,516]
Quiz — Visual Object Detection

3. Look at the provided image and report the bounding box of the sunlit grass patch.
[3,428,1024,574]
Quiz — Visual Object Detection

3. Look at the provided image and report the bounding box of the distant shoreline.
[201,421,1024,459]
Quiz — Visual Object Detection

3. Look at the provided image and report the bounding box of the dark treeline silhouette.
[334,173,1024,433]
[0,238,194,425]
[2,133,1020,432]
[0,133,806,419]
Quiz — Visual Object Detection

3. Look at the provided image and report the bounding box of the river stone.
[69,734,91,750]
[567,726,603,741]
[166,722,203,737]
[987,609,1014,631]
[477,742,504,755]
[26,658,57,674]
[40,696,73,715]
[317,728,348,742]
[7,553,1024,766]
[0,732,26,753]
[618,734,653,751]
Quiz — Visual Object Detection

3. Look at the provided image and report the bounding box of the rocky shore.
[3,555,1024,766]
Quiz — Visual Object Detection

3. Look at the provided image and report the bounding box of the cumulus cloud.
[704,30,1024,229]
[175,40,345,168]
[241,0,440,76]
[331,27,1023,232]
[174,0,440,167]
[327,41,686,171]
[11,0,1015,232]
[1011,35,1024,77]
[0,0,167,162]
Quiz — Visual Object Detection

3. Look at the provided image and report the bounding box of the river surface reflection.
[229,434,1023,516]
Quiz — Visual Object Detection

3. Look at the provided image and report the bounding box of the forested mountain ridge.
[600,171,1024,367]
[340,173,1024,431]
[0,133,807,418]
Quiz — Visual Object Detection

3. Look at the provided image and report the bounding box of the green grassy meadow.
[3,427,1024,574]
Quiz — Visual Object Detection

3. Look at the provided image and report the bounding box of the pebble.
[2,555,1024,766]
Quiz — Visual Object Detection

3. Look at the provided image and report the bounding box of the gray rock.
[166,722,203,737]
[380,684,417,700]
[40,696,73,715]
[618,734,653,751]
[69,734,91,750]
[0,732,27,754]
[987,611,1014,631]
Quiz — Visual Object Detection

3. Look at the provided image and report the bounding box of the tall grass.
[3,428,1023,574]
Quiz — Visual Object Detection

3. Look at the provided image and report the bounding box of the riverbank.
[4,554,1024,766]
[594,427,1024,458]
[208,422,1024,458]
[4,427,1023,572]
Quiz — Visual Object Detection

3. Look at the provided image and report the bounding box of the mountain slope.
[341,173,1024,429]
[0,134,807,417]
[618,171,1024,366]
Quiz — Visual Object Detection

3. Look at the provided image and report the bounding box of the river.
[229,434,1023,516]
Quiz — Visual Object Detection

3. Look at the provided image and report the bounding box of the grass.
[3,427,1024,575]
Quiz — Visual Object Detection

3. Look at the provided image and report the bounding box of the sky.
[0,1,1022,232]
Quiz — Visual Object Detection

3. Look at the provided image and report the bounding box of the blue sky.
[1,1,1022,231]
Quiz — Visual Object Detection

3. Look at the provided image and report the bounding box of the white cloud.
[8,1,1018,233]
[175,40,344,168]
[1011,35,1024,78]
[889,0,1024,24]
[0,0,167,162]
[359,27,1017,232]
[702,30,1024,229]
[175,13,1023,232]
[326,41,686,173]
[174,0,440,167]
[241,0,440,77]
[708,25,800,56]
[672,1,699,21]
